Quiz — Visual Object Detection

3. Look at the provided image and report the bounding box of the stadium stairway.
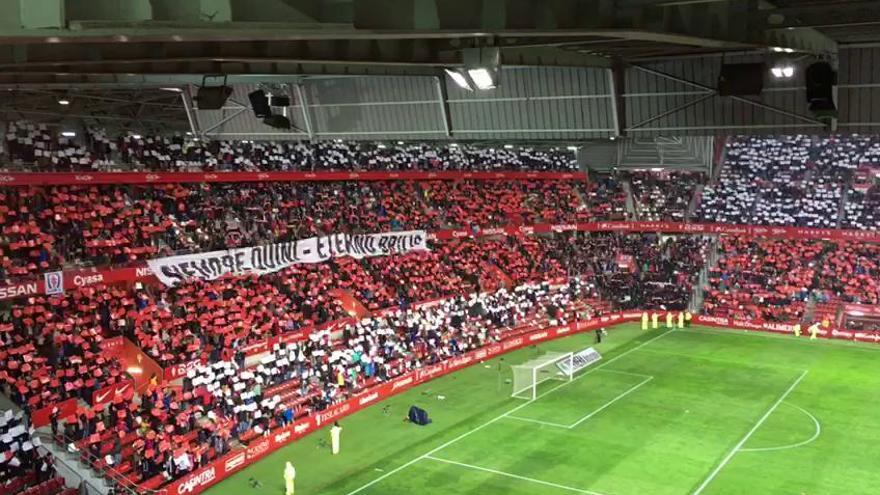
[685,183,704,221]
[35,432,113,495]
[690,236,721,312]
[837,178,852,229]
[622,179,638,219]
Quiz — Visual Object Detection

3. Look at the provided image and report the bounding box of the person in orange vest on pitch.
[651,312,660,329]
[641,312,649,330]
[665,312,673,329]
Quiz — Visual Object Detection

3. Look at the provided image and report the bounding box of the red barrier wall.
[31,398,77,428]
[0,170,582,186]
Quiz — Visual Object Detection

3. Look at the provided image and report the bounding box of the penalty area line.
[567,376,653,429]
[344,330,674,495]
[691,370,809,495]
[424,455,608,495]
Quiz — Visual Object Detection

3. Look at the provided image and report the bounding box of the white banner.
[556,347,602,376]
[148,230,428,286]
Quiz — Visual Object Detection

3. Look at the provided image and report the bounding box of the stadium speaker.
[805,62,838,116]
[248,90,271,118]
[270,95,291,107]
[408,406,431,426]
[717,63,765,96]
[262,114,291,129]
[195,86,233,110]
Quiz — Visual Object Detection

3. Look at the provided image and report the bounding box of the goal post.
[510,351,574,400]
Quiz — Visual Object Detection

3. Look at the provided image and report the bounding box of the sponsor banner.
[556,347,602,376]
[148,230,428,286]
[158,313,637,495]
[431,222,880,243]
[164,358,205,381]
[0,170,582,186]
[843,304,880,318]
[692,315,851,340]
[92,379,134,407]
[0,281,40,300]
[31,398,77,428]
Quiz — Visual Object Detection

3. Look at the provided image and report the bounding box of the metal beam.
[631,63,828,126]
[626,93,716,130]
[181,85,202,138]
[434,75,452,138]
[290,82,314,139]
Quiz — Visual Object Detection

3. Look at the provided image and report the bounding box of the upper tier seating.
[4,123,577,172]
[698,135,880,228]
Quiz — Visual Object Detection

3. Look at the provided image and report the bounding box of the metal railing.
[46,431,165,495]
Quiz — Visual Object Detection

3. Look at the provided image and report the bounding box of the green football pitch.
[204,324,880,495]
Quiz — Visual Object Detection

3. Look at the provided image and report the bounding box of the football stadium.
[1,2,880,495]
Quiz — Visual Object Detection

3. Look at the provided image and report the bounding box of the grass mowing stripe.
[568,376,653,429]
[423,455,608,495]
[691,369,809,495]
[345,329,675,495]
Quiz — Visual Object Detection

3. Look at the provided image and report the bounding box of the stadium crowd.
[2,130,880,495]
[627,170,704,221]
[4,123,577,172]
[0,410,64,495]
[698,135,880,229]
[53,280,599,489]
[0,179,592,281]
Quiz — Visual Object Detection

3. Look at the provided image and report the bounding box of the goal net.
[511,351,574,400]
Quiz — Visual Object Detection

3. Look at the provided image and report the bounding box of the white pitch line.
[740,402,821,453]
[504,415,571,428]
[691,370,809,495]
[424,455,608,495]
[568,376,654,429]
[345,330,675,495]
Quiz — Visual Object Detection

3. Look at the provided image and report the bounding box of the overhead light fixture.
[445,68,473,91]
[57,99,70,105]
[782,47,795,53]
[131,134,142,139]
[450,143,459,147]
[610,136,617,141]
[160,87,183,93]
[771,64,795,79]
[61,131,76,137]
[467,68,496,90]
[377,143,387,149]
[397,141,404,145]
[504,144,514,149]
[462,46,501,91]
[567,146,579,151]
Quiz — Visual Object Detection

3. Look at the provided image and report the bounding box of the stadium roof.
[1,1,879,139]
